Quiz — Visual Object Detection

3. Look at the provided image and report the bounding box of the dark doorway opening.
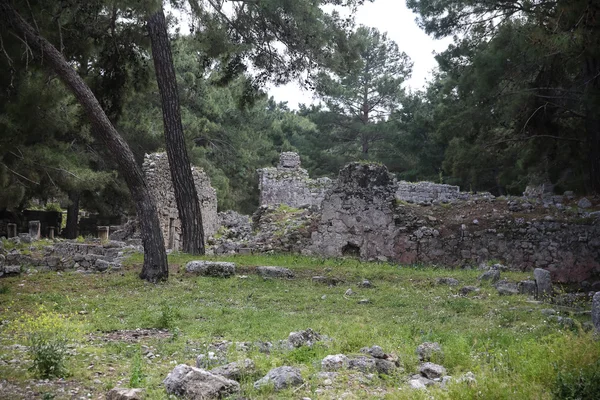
[342,243,360,257]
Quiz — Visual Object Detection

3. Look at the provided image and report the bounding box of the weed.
[0,285,9,294]
[156,301,179,329]
[129,346,146,388]
[553,360,600,400]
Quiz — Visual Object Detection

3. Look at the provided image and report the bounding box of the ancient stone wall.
[395,181,493,204]
[143,153,218,250]
[309,163,400,259]
[257,152,334,209]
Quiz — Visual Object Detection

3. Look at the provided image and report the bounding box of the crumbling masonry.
[143,153,218,250]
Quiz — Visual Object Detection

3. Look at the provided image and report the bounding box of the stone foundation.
[143,153,218,250]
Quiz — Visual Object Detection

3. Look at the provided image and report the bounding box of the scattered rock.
[344,288,355,296]
[3,265,21,275]
[479,270,500,283]
[578,197,592,209]
[409,379,427,390]
[209,359,255,381]
[358,298,371,304]
[436,277,459,286]
[534,268,553,299]
[106,388,144,400]
[321,354,349,371]
[347,355,377,373]
[457,371,477,385]
[593,292,600,332]
[312,276,342,286]
[185,261,236,278]
[459,286,480,296]
[495,281,519,295]
[163,364,240,399]
[420,362,446,379]
[416,342,443,362]
[360,345,385,359]
[256,266,294,279]
[253,366,303,391]
[518,280,537,296]
[358,279,373,288]
[287,328,322,348]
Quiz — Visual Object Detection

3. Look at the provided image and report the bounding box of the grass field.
[0,252,599,399]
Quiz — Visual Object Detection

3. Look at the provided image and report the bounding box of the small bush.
[12,307,78,378]
[553,361,600,400]
[156,301,179,329]
[44,203,62,212]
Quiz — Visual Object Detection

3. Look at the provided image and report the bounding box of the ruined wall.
[257,152,334,209]
[143,153,218,250]
[309,163,400,259]
[395,181,493,204]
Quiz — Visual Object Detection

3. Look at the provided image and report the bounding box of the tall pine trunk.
[147,7,205,255]
[65,191,80,239]
[0,1,169,282]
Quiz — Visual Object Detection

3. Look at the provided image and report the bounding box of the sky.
[172,0,453,109]
[267,0,453,109]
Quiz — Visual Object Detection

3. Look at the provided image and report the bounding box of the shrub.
[129,347,146,388]
[12,307,78,378]
[44,203,63,212]
[553,361,600,400]
[156,301,179,329]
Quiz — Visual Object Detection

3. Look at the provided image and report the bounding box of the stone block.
[185,261,236,277]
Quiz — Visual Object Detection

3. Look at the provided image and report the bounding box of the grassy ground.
[0,252,599,399]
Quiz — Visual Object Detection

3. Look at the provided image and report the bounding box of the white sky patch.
[173,0,452,110]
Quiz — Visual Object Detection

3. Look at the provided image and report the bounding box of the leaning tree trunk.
[65,191,80,239]
[147,7,205,255]
[0,1,168,282]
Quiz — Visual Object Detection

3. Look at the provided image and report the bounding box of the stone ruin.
[212,153,600,286]
[143,153,218,250]
[257,152,333,209]
[309,163,399,259]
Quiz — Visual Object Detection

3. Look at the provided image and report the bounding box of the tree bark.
[65,191,80,239]
[147,7,205,255]
[0,1,169,282]
[584,57,600,193]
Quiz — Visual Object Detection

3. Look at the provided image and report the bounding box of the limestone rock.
[321,354,349,371]
[459,286,480,296]
[409,379,427,390]
[495,281,519,295]
[3,265,21,275]
[287,329,322,348]
[591,292,600,332]
[578,197,592,209]
[420,362,447,379]
[185,261,236,278]
[163,364,240,399]
[257,266,294,279]
[358,279,373,288]
[209,359,255,381]
[518,280,537,296]
[360,345,385,359]
[253,366,303,391]
[416,342,443,362]
[106,388,144,400]
[0,254,4,267]
[347,355,377,373]
[534,268,553,299]
[436,277,459,286]
[479,270,500,283]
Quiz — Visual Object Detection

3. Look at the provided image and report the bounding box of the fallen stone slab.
[185,261,236,278]
[459,286,480,296]
[106,388,144,400]
[256,266,294,279]
[534,268,553,299]
[518,280,537,296]
[253,366,303,391]
[495,281,519,295]
[163,364,240,399]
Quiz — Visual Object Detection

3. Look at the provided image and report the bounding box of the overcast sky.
[172,0,453,109]
[267,0,453,109]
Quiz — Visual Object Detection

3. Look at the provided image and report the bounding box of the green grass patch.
[0,253,598,399]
